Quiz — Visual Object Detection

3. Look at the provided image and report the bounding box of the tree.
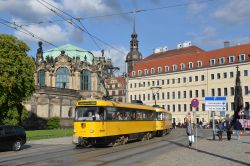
[233,65,243,122]
[0,34,35,125]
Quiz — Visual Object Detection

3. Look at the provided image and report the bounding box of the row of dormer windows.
[133,54,247,77]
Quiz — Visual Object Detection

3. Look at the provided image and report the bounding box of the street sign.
[205,96,227,111]
[191,98,199,108]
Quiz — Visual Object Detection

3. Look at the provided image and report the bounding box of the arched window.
[38,70,45,86]
[56,67,69,88]
[80,70,91,91]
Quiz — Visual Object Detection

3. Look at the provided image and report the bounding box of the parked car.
[0,125,26,151]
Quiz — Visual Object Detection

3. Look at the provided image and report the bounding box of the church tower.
[125,14,142,74]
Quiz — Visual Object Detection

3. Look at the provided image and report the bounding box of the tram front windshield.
[75,106,104,121]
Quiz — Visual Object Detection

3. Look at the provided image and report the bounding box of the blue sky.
[1,0,250,74]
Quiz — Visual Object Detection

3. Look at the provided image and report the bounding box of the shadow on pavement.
[168,140,250,166]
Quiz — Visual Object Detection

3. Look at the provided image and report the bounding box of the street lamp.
[150,86,162,106]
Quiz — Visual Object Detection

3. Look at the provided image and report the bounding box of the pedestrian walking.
[226,121,233,140]
[234,119,243,140]
[186,120,194,147]
[217,120,224,141]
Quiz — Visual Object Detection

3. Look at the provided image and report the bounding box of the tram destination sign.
[205,96,227,112]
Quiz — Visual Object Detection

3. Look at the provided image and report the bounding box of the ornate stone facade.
[24,42,113,121]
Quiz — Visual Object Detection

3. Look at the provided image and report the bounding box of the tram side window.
[136,111,142,120]
[106,107,117,120]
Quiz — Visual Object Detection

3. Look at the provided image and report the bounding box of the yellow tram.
[72,100,172,146]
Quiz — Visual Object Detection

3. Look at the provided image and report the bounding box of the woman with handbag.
[186,120,194,147]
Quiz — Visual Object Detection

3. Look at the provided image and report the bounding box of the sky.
[1,0,250,75]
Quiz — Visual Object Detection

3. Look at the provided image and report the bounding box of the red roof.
[131,43,250,77]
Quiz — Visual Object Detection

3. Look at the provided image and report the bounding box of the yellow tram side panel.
[73,121,156,138]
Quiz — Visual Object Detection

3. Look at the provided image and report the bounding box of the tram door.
[99,107,106,134]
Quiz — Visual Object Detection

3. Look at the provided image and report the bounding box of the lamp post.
[150,86,162,106]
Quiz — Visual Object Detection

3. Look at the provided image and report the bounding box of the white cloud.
[213,0,250,24]
[187,26,223,47]
[0,0,61,20]
[62,0,121,16]
[92,46,129,75]
[187,0,207,14]
[14,24,69,45]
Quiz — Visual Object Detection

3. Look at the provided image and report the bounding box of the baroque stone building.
[24,42,113,121]
[106,76,126,102]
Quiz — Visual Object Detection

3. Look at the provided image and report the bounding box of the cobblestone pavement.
[146,129,250,166]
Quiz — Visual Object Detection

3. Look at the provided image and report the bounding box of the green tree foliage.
[0,34,35,125]
[47,117,60,129]
[233,66,243,121]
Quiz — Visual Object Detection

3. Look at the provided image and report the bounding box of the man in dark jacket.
[234,119,243,140]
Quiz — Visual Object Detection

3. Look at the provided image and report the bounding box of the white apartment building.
[127,43,250,125]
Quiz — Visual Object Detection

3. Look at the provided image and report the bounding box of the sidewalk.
[148,130,250,166]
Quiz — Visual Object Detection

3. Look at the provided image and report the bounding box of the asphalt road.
[0,128,211,166]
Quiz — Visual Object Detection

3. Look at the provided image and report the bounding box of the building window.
[195,90,198,97]
[219,57,225,64]
[181,63,185,70]
[148,94,150,100]
[230,87,234,96]
[217,73,221,79]
[189,76,192,82]
[80,70,92,91]
[162,80,164,85]
[37,70,45,87]
[218,88,221,96]
[178,104,181,112]
[183,77,187,83]
[245,86,249,95]
[172,79,175,84]
[173,64,177,71]
[229,56,235,63]
[184,104,187,112]
[172,92,175,99]
[151,68,155,74]
[210,59,216,66]
[158,67,162,73]
[167,105,170,111]
[148,81,150,87]
[189,90,192,98]
[211,89,215,96]
[244,70,248,76]
[165,66,169,72]
[56,67,70,88]
[231,102,234,111]
[239,54,245,62]
[224,88,228,96]
[173,105,176,112]
[167,79,170,84]
[152,81,155,86]
[157,80,160,86]
[201,75,205,81]
[132,71,135,76]
[202,104,205,111]
[183,91,186,98]
[190,104,193,111]
[230,72,234,78]
[167,92,170,99]
[197,61,202,68]
[162,92,165,100]
[223,72,227,78]
[195,76,198,81]
[144,69,148,75]
[178,91,181,99]
[143,94,145,101]
[189,62,193,69]
[211,74,214,80]
[130,83,132,88]
[138,70,142,76]
[134,95,137,100]
[202,89,205,97]
[177,78,181,83]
